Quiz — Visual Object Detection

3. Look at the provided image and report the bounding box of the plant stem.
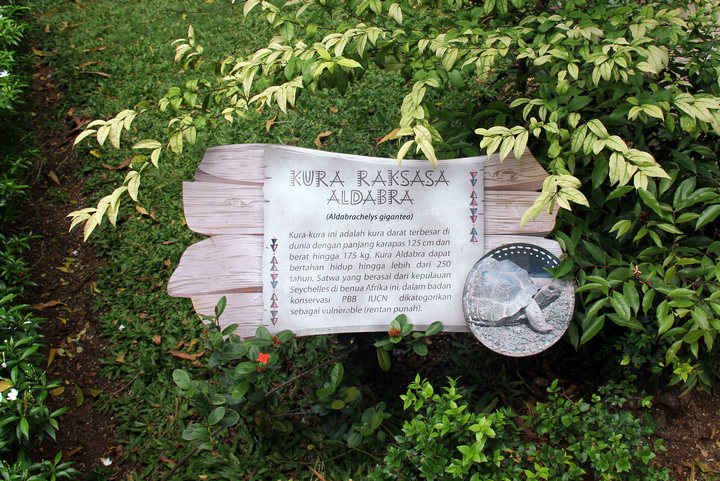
[159,426,223,481]
[263,349,352,400]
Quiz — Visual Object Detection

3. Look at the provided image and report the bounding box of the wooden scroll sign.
[168,144,574,356]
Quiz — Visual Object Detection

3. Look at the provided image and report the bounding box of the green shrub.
[372,376,668,480]
[70,0,720,393]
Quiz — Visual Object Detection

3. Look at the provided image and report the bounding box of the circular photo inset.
[462,243,574,357]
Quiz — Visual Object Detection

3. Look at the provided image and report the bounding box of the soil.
[14,62,130,479]
[11,62,720,480]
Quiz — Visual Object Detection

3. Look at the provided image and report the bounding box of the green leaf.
[666,340,682,364]
[580,315,604,346]
[610,292,631,321]
[658,314,674,335]
[583,241,609,263]
[638,188,664,218]
[208,406,226,425]
[377,347,391,372]
[332,399,346,410]
[316,387,335,398]
[424,321,442,336]
[623,282,640,315]
[347,430,363,448]
[344,386,358,403]
[132,139,163,150]
[608,313,643,329]
[413,343,429,356]
[609,219,632,238]
[331,363,344,390]
[74,129,98,146]
[235,362,257,376]
[218,410,240,427]
[173,369,192,390]
[696,204,720,230]
[567,96,592,111]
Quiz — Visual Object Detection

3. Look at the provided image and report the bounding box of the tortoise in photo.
[463,257,563,333]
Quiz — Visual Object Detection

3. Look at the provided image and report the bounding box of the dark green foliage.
[371,376,668,480]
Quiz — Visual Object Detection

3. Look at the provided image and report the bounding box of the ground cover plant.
[0,2,78,479]
[22,0,720,478]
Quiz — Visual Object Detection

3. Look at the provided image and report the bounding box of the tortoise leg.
[525,300,553,333]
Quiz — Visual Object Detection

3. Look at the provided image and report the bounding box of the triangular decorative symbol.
[471,216,477,222]
[271,317,278,326]
[271,264,278,271]
[271,244,278,252]
[271,238,277,244]
[271,301,278,308]
[471,199,477,206]
[271,293,278,300]
[271,257,278,264]
[471,179,477,187]
[471,235,478,242]
[271,274,278,281]
[271,310,278,317]
[471,171,477,178]
[271,281,278,288]
[470,227,477,235]
[470,191,477,198]
[471,208,477,215]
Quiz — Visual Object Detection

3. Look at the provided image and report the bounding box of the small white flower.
[118,325,125,331]
[6,389,18,401]
[100,458,112,466]
[0,71,8,78]
[1,362,5,368]
[72,250,78,256]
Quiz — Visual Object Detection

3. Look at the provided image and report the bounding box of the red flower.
[257,352,270,364]
[272,335,281,345]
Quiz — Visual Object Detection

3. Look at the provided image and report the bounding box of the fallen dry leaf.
[45,24,50,33]
[153,335,161,345]
[166,350,207,361]
[89,388,102,397]
[314,131,334,148]
[31,47,48,57]
[159,453,176,466]
[59,21,81,31]
[329,107,338,113]
[50,386,65,396]
[135,205,159,222]
[47,348,58,369]
[76,61,98,69]
[265,112,277,132]
[0,381,12,392]
[101,156,132,170]
[30,300,66,310]
[85,71,110,78]
[115,353,126,364]
[67,445,83,457]
[307,466,327,481]
[378,127,401,145]
[81,45,107,53]
[76,384,84,407]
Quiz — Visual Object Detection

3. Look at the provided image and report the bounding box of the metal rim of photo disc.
[462,243,574,357]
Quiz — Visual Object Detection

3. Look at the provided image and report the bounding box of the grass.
[32,0,415,478]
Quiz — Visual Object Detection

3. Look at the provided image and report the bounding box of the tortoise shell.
[463,257,539,324]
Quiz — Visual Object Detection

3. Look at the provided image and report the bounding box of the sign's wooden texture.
[168,144,560,338]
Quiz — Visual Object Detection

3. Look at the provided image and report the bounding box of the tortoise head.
[534,280,563,309]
